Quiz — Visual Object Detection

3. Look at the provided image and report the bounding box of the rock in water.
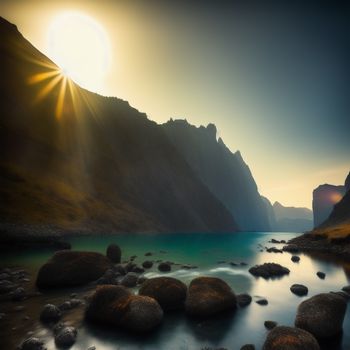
[295,293,347,338]
[158,262,171,272]
[249,263,290,279]
[316,271,326,279]
[185,277,236,317]
[121,272,138,288]
[54,326,77,347]
[142,261,153,269]
[237,294,252,307]
[139,277,187,311]
[264,320,277,329]
[290,284,308,296]
[85,285,163,332]
[20,337,45,350]
[263,326,320,350]
[291,255,300,262]
[241,345,255,350]
[36,251,111,288]
[40,304,61,323]
[106,244,122,263]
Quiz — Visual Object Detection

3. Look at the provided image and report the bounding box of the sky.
[1,0,349,208]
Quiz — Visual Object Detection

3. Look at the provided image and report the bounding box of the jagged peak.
[0,16,18,32]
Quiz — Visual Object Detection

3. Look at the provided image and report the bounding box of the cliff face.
[312,185,346,227]
[0,17,238,235]
[272,202,313,232]
[162,119,271,231]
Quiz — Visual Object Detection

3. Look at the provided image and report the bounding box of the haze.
[2,0,349,208]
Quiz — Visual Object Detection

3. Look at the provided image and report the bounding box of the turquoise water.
[1,232,350,350]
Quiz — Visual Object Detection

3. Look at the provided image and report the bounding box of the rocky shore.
[1,241,349,350]
[288,232,350,262]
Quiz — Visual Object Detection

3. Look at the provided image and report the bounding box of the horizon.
[1,0,349,209]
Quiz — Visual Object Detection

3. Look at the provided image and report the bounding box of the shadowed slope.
[0,17,237,237]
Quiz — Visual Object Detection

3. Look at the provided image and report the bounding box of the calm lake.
[1,232,349,350]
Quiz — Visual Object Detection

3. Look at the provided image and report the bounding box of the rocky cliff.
[0,17,238,236]
[163,119,271,231]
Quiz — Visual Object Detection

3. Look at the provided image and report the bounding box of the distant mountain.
[313,171,350,236]
[0,16,238,236]
[313,184,346,227]
[162,119,271,231]
[272,201,313,232]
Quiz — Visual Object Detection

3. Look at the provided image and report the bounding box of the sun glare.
[47,12,111,92]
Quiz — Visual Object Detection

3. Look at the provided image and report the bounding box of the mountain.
[0,16,238,237]
[272,201,313,232]
[162,119,271,231]
[312,184,346,227]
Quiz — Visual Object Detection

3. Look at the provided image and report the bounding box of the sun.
[47,12,111,93]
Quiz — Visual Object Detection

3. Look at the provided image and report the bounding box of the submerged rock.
[139,277,187,311]
[295,293,347,338]
[36,251,111,288]
[290,284,308,296]
[264,320,277,330]
[20,337,46,350]
[263,326,320,350]
[106,244,122,263]
[237,293,252,307]
[249,263,290,279]
[185,277,236,317]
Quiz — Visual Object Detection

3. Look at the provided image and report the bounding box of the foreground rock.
[185,277,236,317]
[290,284,308,296]
[295,293,347,338]
[139,277,187,311]
[36,251,111,288]
[54,326,77,347]
[20,337,46,350]
[263,326,320,350]
[86,285,163,332]
[106,244,122,263]
[249,263,290,279]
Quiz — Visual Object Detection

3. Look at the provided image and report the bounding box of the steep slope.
[272,201,313,232]
[162,119,271,231]
[313,184,346,227]
[0,17,238,236]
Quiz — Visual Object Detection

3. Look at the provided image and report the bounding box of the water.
[1,232,349,350]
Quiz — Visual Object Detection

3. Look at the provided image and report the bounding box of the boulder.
[185,277,236,317]
[106,244,122,263]
[263,326,320,350]
[85,285,131,325]
[139,277,187,311]
[291,255,300,262]
[121,272,138,288]
[142,261,153,269]
[237,293,252,307]
[290,284,308,296]
[85,285,163,332]
[120,295,163,332]
[54,326,77,347]
[158,262,171,272]
[249,263,290,279]
[20,337,45,350]
[36,251,111,288]
[40,304,61,323]
[295,293,347,338]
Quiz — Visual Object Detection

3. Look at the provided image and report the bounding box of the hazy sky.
[2,0,349,208]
